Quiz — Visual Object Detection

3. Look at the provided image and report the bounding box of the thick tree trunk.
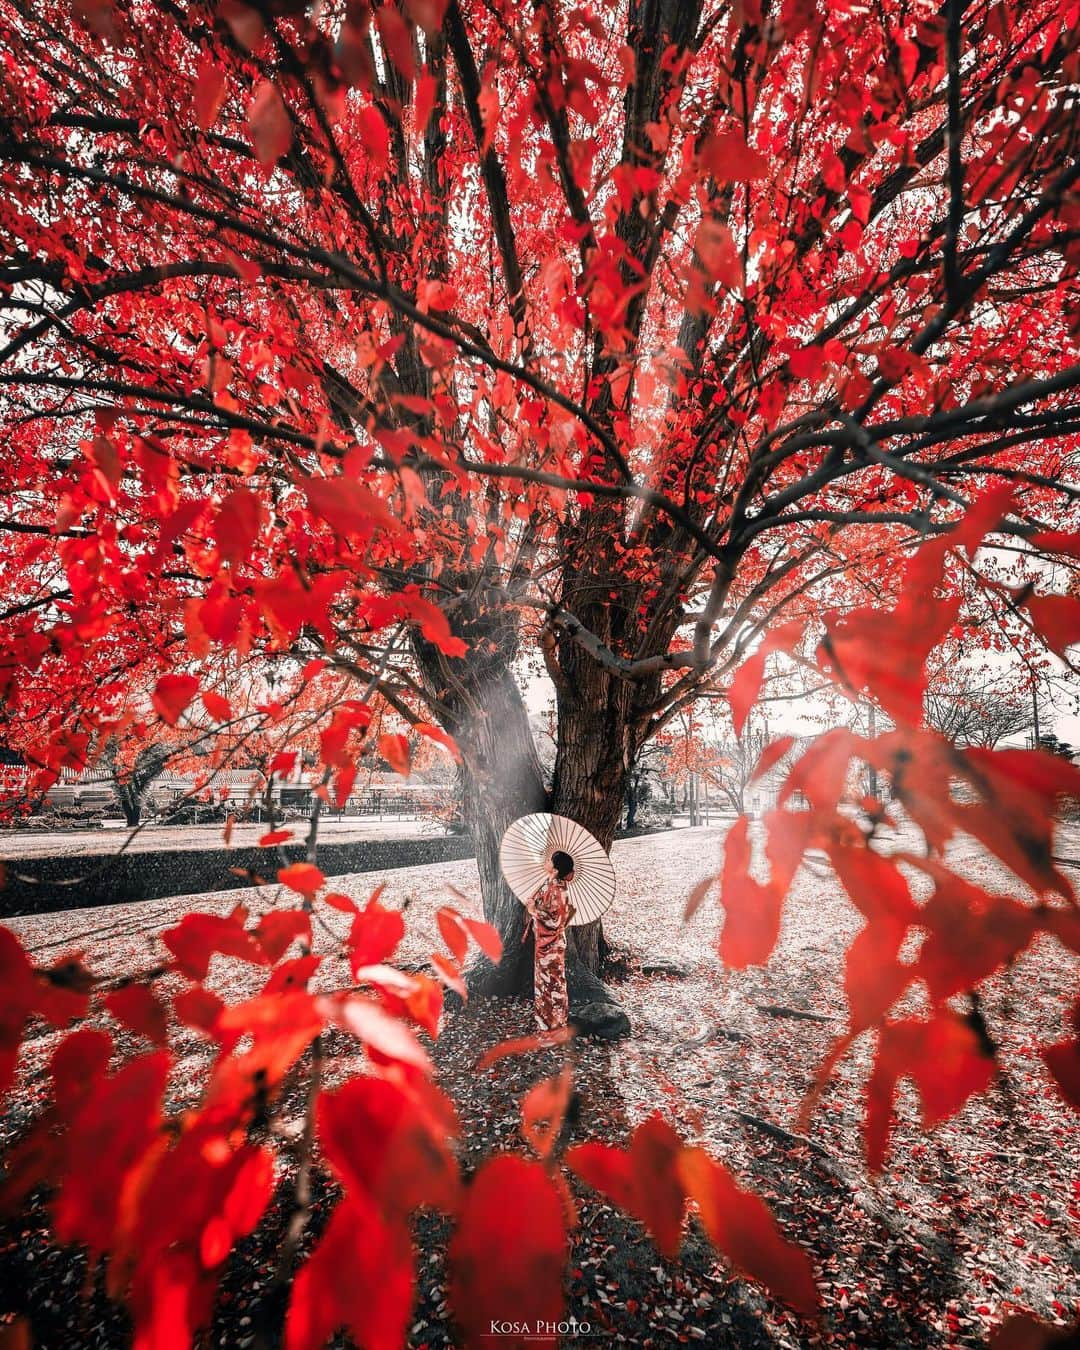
[550,679,632,978]
[456,666,548,998]
[411,626,628,1030]
[115,782,142,827]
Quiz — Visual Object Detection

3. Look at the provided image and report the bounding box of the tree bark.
[118,789,141,828]
[550,664,633,982]
[625,775,639,830]
[456,665,548,998]
[411,619,628,1020]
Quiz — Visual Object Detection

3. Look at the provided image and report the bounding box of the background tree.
[622,736,669,830]
[923,658,1037,749]
[106,737,175,827]
[1036,731,1076,761]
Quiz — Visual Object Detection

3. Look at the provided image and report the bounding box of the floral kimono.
[528,878,572,1031]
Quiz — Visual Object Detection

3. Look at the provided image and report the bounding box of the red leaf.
[375,4,415,80]
[1042,1006,1080,1111]
[521,1068,573,1159]
[678,1147,819,1317]
[567,1115,686,1258]
[263,954,321,995]
[322,996,431,1072]
[682,874,715,923]
[318,1075,459,1215]
[1030,530,1080,560]
[173,986,224,1036]
[357,104,391,171]
[34,959,91,1028]
[194,56,227,130]
[349,895,405,973]
[415,721,461,760]
[448,1155,568,1347]
[848,181,872,223]
[955,747,1080,898]
[248,80,291,168]
[301,474,398,539]
[162,913,268,980]
[378,732,411,777]
[152,673,199,726]
[0,927,37,1098]
[430,951,467,999]
[255,909,311,963]
[1023,593,1080,658]
[397,971,444,1037]
[699,128,769,181]
[103,984,169,1046]
[693,219,741,290]
[990,1314,1080,1349]
[813,491,1014,726]
[780,730,861,812]
[476,1026,575,1069]
[788,344,826,381]
[914,865,1037,1001]
[752,735,796,782]
[52,1028,113,1120]
[84,432,121,494]
[54,1052,170,1254]
[398,590,467,657]
[124,1133,274,1336]
[827,840,919,927]
[718,812,813,968]
[270,751,297,778]
[277,862,325,898]
[437,906,502,962]
[285,1193,414,1350]
[258,829,293,846]
[216,485,264,567]
[865,1012,996,1171]
[842,920,911,1033]
[437,906,468,963]
[728,622,803,737]
[322,891,358,914]
[404,0,449,37]
[463,916,502,962]
[201,690,232,722]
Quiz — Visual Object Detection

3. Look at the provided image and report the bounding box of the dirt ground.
[1,824,1078,1347]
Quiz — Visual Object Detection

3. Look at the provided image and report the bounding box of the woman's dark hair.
[550,850,575,880]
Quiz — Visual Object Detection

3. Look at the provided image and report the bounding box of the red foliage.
[448,1155,568,1348]
[567,1115,686,1259]
[284,1193,414,1350]
[678,1148,819,1319]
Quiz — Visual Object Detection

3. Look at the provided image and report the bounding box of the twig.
[735,1110,835,1160]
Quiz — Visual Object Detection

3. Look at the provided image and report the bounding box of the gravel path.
[0,816,445,861]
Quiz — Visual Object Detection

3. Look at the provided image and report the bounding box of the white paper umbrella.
[499,813,616,926]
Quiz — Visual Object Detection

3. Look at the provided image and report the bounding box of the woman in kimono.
[525,849,576,1030]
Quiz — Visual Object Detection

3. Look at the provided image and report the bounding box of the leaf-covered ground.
[2,823,1078,1347]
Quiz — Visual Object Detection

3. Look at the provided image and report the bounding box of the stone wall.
[0,835,476,917]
